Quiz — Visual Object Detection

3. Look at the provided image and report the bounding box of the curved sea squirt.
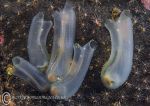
[12,13,52,91]
[101,11,133,89]
[27,12,52,69]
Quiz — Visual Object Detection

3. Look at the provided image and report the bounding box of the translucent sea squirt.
[27,12,52,69]
[50,40,97,97]
[12,56,49,91]
[11,2,96,98]
[47,2,76,81]
[101,11,133,89]
[46,2,97,98]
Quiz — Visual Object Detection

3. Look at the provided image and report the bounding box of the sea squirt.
[47,2,97,98]
[50,40,97,97]
[12,2,96,98]
[12,56,49,91]
[47,2,76,81]
[27,12,52,69]
[12,13,52,91]
[101,10,133,89]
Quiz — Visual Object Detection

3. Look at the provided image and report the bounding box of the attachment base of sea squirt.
[102,75,114,87]
[50,86,59,96]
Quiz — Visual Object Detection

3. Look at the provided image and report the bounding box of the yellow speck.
[112,7,121,20]
[107,48,110,52]
[6,64,15,76]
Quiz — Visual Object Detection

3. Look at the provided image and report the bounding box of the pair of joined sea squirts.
[12,2,133,98]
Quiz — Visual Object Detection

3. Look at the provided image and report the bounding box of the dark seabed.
[0,0,150,106]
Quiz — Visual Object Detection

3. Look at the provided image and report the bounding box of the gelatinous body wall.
[47,2,76,80]
[12,2,96,98]
[101,11,133,89]
[28,12,52,69]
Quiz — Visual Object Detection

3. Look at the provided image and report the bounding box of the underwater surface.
[0,0,150,106]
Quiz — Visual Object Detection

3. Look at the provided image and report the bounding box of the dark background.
[0,0,150,105]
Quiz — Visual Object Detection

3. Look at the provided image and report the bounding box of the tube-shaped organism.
[50,40,97,98]
[12,56,49,91]
[47,2,76,81]
[27,12,52,69]
[101,11,133,89]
